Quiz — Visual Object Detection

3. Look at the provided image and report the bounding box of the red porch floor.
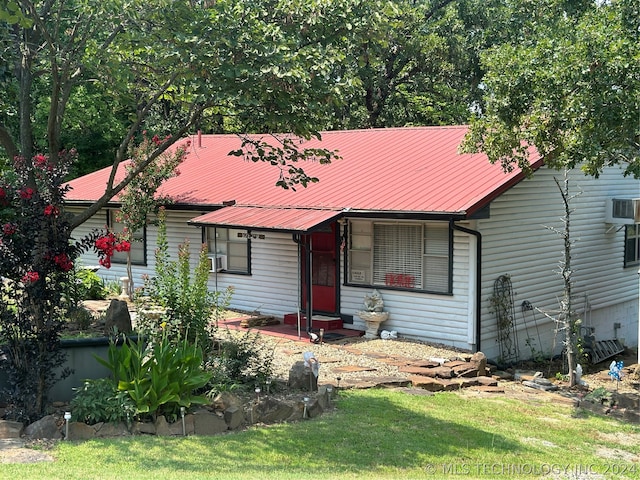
[218,316,363,343]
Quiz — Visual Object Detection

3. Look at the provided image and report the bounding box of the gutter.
[450,220,482,352]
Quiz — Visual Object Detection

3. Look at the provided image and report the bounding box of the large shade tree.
[0,0,358,420]
[326,0,510,129]
[462,0,639,384]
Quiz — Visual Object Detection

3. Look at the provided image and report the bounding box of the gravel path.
[217,328,473,387]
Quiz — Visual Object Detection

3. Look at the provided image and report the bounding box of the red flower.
[19,187,34,200]
[99,257,111,269]
[53,253,73,272]
[115,240,131,252]
[21,271,39,285]
[33,154,48,168]
[2,223,16,235]
[152,135,161,145]
[44,204,60,216]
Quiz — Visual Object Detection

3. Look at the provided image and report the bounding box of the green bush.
[76,268,107,300]
[96,331,212,421]
[70,377,136,425]
[206,329,275,395]
[135,208,223,355]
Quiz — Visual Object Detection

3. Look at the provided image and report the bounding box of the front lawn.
[4,389,639,479]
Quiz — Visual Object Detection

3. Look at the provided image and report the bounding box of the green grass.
[4,389,640,479]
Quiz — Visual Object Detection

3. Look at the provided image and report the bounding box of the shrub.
[206,329,275,395]
[70,378,136,425]
[96,331,212,421]
[75,268,107,300]
[135,207,221,354]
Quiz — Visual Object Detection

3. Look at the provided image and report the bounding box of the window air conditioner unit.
[605,198,640,224]
[208,255,227,272]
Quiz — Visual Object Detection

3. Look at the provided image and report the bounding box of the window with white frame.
[108,210,146,265]
[348,220,451,293]
[624,224,640,267]
[206,227,249,273]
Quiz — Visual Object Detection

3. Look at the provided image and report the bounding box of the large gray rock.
[224,406,245,430]
[154,416,172,436]
[288,361,318,392]
[94,421,130,437]
[25,415,62,439]
[254,397,295,424]
[67,422,96,441]
[104,299,132,334]
[193,410,228,435]
[212,391,243,411]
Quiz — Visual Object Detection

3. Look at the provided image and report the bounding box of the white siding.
[68,164,639,361]
[478,166,640,361]
[339,224,474,351]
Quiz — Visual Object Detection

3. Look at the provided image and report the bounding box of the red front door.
[301,225,338,314]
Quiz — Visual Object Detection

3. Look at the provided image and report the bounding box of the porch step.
[283,313,343,331]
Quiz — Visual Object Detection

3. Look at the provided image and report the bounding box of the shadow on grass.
[62,389,523,478]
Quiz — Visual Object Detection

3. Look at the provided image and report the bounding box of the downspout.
[450,220,482,352]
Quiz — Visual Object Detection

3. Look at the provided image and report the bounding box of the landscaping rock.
[212,391,243,411]
[409,376,446,391]
[224,406,244,430]
[452,364,480,377]
[0,420,24,439]
[303,397,323,419]
[94,421,130,437]
[470,352,488,376]
[104,299,132,334]
[132,421,157,435]
[522,380,559,392]
[288,361,318,391]
[193,410,228,435]
[254,397,295,424]
[67,421,95,440]
[25,415,62,439]
[154,416,172,436]
[169,414,195,436]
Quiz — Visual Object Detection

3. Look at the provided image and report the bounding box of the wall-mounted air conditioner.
[605,198,640,224]
[208,255,227,272]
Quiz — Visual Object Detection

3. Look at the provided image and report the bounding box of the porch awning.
[188,206,342,233]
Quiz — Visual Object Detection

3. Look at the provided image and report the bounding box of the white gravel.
[217,328,472,386]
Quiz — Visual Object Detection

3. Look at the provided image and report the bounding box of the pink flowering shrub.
[0,150,109,422]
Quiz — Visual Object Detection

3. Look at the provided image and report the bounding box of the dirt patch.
[0,439,56,464]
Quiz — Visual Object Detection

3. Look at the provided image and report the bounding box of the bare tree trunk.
[555,171,577,387]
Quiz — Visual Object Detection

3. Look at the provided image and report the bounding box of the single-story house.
[66,126,639,363]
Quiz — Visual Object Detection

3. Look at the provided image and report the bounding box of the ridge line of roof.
[187,125,469,139]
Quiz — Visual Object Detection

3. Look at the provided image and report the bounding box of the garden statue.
[363,289,384,312]
[358,290,389,339]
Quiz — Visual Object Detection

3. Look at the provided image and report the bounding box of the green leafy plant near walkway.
[96,331,211,421]
[69,378,136,425]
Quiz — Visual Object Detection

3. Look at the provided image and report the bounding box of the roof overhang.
[188,206,343,234]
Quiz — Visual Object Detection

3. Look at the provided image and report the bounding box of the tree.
[325,0,508,129]
[0,0,353,420]
[115,133,189,298]
[461,0,639,178]
[461,0,639,385]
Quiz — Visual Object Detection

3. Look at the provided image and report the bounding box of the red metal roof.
[190,206,341,233]
[66,126,541,227]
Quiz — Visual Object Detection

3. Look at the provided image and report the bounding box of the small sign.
[351,269,366,282]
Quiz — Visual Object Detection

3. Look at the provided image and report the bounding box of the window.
[624,225,640,267]
[206,227,250,273]
[108,210,146,265]
[347,220,451,294]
